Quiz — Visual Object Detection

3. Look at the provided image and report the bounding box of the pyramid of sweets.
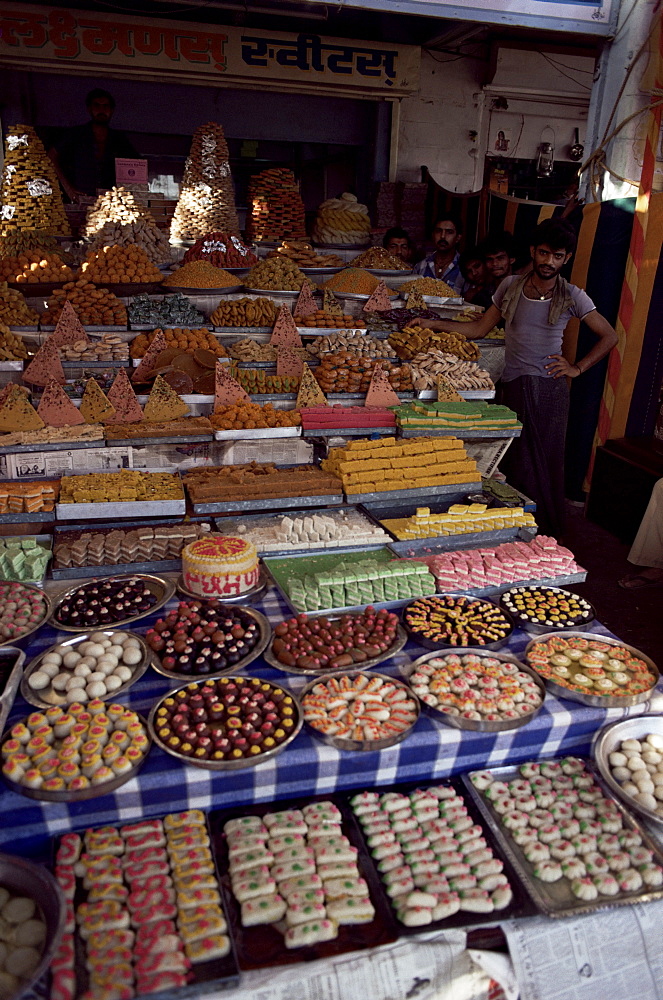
[170,122,240,241]
[0,283,40,326]
[0,232,59,258]
[0,125,69,235]
[44,281,127,326]
[246,168,306,242]
[78,245,162,284]
[312,193,371,246]
[84,186,172,264]
[322,436,478,495]
[181,231,258,269]
[0,250,73,284]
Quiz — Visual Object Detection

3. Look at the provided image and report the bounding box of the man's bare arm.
[413,304,502,341]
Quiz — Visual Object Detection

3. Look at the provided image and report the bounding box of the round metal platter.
[176,567,269,605]
[148,604,271,682]
[300,266,343,276]
[20,630,151,709]
[524,631,659,708]
[593,715,663,826]
[0,712,151,801]
[363,268,413,277]
[401,647,545,732]
[263,616,408,675]
[499,586,596,636]
[243,286,300,297]
[97,282,162,296]
[422,294,464,305]
[163,284,243,295]
[402,593,514,652]
[49,574,176,632]
[148,676,303,770]
[0,583,51,648]
[0,852,65,998]
[299,670,420,751]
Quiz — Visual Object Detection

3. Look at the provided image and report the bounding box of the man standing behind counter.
[49,89,138,201]
[413,215,463,293]
[417,220,618,537]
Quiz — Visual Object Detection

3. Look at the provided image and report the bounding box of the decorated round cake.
[181,535,259,598]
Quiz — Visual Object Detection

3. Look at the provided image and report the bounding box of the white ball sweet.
[107,645,124,661]
[97,656,118,671]
[113,632,128,643]
[98,662,117,677]
[65,688,87,704]
[115,666,132,682]
[77,657,97,670]
[622,739,642,752]
[73,664,92,679]
[634,791,657,810]
[627,756,645,772]
[51,674,70,692]
[642,750,662,765]
[646,734,663,750]
[122,647,142,667]
[104,675,122,692]
[27,671,50,691]
[89,632,108,643]
[86,681,107,699]
[84,643,105,658]
[66,675,84,691]
[609,752,627,767]
[612,767,631,782]
[40,662,60,679]
[41,653,62,668]
[62,651,81,669]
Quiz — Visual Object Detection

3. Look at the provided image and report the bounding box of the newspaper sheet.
[503,900,663,1000]
[0,446,131,478]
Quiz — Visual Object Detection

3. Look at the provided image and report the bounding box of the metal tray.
[264,616,408,676]
[422,294,464,305]
[103,432,213,447]
[243,286,298,297]
[1,712,151,802]
[149,604,271,681]
[208,792,398,971]
[0,438,104,455]
[191,494,344,515]
[176,566,269,604]
[96,281,162,296]
[499,586,596,636]
[299,670,419,751]
[0,510,55,524]
[363,268,413,277]
[524,631,659,708]
[213,327,271,335]
[347,481,482,505]
[213,426,301,440]
[20,630,151,709]
[593,716,663,827]
[56,497,186,520]
[386,524,537,557]
[300,266,343,275]
[164,285,243,295]
[401,593,515,651]
[0,583,51,648]
[148,676,303,770]
[0,646,26,736]
[348,777,532,933]
[463,761,663,918]
[303,425,396,438]
[401,647,545,732]
[49,573,175,631]
[416,390,496,401]
[399,427,515,439]
[52,557,183,581]
[0,852,65,996]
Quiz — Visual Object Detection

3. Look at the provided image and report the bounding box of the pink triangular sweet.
[293,281,318,319]
[214,362,250,409]
[23,338,66,387]
[363,281,392,313]
[270,305,302,348]
[51,301,89,348]
[107,368,144,423]
[365,363,400,406]
[276,346,304,378]
[131,330,168,383]
[37,380,85,427]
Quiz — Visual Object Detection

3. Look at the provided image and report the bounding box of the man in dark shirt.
[49,89,137,200]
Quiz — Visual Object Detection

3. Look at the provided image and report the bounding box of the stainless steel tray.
[51,557,183,581]
[387,525,537,556]
[264,617,408,676]
[49,573,175,631]
[56,497,187,520]
[399,427,517,439]
[20,630,150,709]
[347,481,483,506]
[524,631,659,707]
[300,266,344,275]
[1,711,151,802]
[214,327,271,335]
[463,761,663,918]
[0,584,51,648]
[0,646,26,736]
[500,586,596,636]
[593,716,663,827]
[0,438,105,455]
[303,425,396,438]
[148,677,303,770]
[176,566,269,604]
[103,433,213,447]
[164,284,243,295]
[402,648,545,732]
[0,852,65,996]
[243,286,298,297]
[213,426,301,440]
[0,511,55,524]
[401,593,515,651]
[150,604,271,681]
[299,670,420,751]
[213,506,390,558]
[191,494,344,515]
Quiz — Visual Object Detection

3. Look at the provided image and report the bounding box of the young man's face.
[464,258,485,285]
[484,250,514,281]
[88,98,114,125]
[385,237,411,262]
[432,220,461,253]
[530,243,572,280]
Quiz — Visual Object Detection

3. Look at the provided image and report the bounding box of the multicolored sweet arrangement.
[1,701,149,792]
[472,759,663,900]
[145,600,262,676]
[526,636,656,698]
[500,587,594,630]
[351,784,513,925]
[53,578,159,629]
[223,802,375,942]
[408,652,542,723]
[0,581,49,642]
[302,673,417,743]
[404,595,513,647]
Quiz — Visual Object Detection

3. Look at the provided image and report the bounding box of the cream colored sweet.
[181,534,259,598]
[608,731,663,818]
[28,632,143,703]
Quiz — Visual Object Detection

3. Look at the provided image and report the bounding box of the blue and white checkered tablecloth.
[3,579,659,857]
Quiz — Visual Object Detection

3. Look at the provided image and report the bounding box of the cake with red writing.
[182,534,260,597]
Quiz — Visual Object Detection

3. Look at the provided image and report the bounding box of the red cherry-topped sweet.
[271,607,399,671]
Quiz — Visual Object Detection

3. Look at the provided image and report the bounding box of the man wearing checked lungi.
[417,220,618,538]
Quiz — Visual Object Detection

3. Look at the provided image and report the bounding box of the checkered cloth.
[2,582,659,856]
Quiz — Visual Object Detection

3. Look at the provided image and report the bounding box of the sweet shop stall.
[0,115,661,1000]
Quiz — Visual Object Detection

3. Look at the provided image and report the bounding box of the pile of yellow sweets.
[382,503,537,540]
[59,471,184,504]
[322,436,478,495]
